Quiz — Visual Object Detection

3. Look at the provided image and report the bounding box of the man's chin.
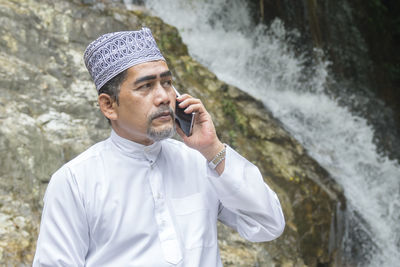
[147,124,176,142]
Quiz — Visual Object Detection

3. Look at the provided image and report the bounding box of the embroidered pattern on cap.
[84,27,165,91]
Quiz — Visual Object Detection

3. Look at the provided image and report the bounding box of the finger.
[184,103,204,114]
[176,94,193,102]
[178,98,202,109]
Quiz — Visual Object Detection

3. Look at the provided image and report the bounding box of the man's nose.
[154,82,171,106]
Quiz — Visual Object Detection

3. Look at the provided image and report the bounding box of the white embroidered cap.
[84,27,165,91]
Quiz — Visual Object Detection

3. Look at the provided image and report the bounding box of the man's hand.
[175,94,225,174]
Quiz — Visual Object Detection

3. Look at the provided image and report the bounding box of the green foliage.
[221,99,248,136]
[227,130,237,148]
[221,99,236,117]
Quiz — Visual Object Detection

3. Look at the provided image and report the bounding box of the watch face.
[175,99,194,136]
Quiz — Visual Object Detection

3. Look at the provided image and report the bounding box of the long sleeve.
[207,146,285,242]
[33,166,89,267]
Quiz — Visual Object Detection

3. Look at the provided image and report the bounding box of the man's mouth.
[150,107,174,122]
[154,111,171,120]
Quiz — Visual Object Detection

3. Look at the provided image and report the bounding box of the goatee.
[147,105,176,141]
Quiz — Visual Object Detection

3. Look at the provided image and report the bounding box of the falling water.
[127,0,400,265]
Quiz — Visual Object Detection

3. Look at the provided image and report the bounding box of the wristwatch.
[208,144,226,169]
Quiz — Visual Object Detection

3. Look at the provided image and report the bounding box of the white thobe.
[33,130,285,266]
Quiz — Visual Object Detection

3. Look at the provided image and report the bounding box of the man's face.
[111,60,176,145]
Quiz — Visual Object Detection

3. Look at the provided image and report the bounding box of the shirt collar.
[109,129,162,163]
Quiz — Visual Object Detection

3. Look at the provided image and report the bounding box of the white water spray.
[133,0,400,265]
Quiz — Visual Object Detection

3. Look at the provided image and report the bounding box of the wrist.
[200,140,225,162]
[208,144,226,170]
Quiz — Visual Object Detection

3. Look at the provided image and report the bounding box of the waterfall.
[127,0,400,265]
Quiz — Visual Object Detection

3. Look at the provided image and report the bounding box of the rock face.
[0,0,344,266]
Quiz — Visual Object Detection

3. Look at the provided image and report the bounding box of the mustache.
[148,105,175,122]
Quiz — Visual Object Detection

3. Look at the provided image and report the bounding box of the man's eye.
[162,80,172,87]
[138,83,152,90]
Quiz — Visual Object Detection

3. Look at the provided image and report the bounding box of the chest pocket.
[171,192,216,249]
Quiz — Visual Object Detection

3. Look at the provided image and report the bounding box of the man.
[33,27,285,266]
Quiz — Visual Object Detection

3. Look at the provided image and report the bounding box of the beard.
[147,105,176,142]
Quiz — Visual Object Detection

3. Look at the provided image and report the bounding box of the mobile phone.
[173,86,195,136]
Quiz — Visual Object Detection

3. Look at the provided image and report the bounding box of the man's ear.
[98,93,118,121]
